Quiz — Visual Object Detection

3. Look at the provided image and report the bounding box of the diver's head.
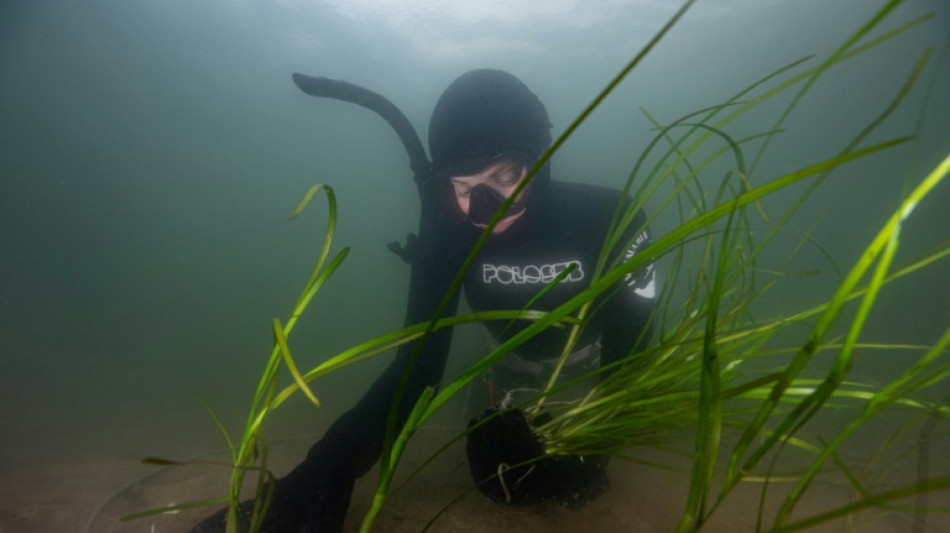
[428,69,552,231]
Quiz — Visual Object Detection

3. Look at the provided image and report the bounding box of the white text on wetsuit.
[482,261,585,285]
[623,230,657,298]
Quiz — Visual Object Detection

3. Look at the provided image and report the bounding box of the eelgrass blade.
[821,436,874,501]
[140,456,278,471]
[867,326,950,413]
[679,202,737,532]
[273,318,320,407]
[800,231,843,283]
[287,184,338,314]
[763,476,950,533]
[200,400,237,464]
[261,309,578,416]
[121,497,231,521]
[244,340,284,437]
[249,441,276,533]
[286,245,351,339]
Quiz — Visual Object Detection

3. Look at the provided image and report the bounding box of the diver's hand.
[467,407,609,507]
[191,437,357,533]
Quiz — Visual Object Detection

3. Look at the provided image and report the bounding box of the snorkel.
[292,73,439,263]
[291,73,433,187]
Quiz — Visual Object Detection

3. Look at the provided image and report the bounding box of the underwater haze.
[1,1,949,532]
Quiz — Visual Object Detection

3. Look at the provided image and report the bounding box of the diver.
[194,68,656,532]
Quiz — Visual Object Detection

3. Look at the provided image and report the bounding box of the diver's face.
[450,159,528,233]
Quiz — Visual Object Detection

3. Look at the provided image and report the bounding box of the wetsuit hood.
[428,69,552,183]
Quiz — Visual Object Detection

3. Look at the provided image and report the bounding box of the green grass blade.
[120,497,231,521]
[273,318,320,408]
[679,203,736,531]
[288,184,338,311]
[764,476,950,533]
[199,400,237,464]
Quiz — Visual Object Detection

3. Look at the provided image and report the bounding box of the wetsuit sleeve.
[598,212,657,375]
[319,225,464,478]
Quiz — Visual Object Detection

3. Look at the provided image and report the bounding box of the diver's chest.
[465,240,597,309]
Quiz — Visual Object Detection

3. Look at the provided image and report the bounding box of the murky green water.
[1,1,948,531]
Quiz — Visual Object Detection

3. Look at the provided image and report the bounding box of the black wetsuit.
[322,177,656,479]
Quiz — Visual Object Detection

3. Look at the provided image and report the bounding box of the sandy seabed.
[2,424,947,533]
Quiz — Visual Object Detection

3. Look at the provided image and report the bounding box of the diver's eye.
[494,174,519,187]
[490,164,524,187]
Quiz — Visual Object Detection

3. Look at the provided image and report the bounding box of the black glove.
[191,434,357,533]
[466,407,609,507]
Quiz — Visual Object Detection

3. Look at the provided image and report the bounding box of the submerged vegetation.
[125,0,949,531]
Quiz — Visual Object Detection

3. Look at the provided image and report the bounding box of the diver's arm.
[321,250,461,476]
[320,332,456,473]
[192,245,463,533]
